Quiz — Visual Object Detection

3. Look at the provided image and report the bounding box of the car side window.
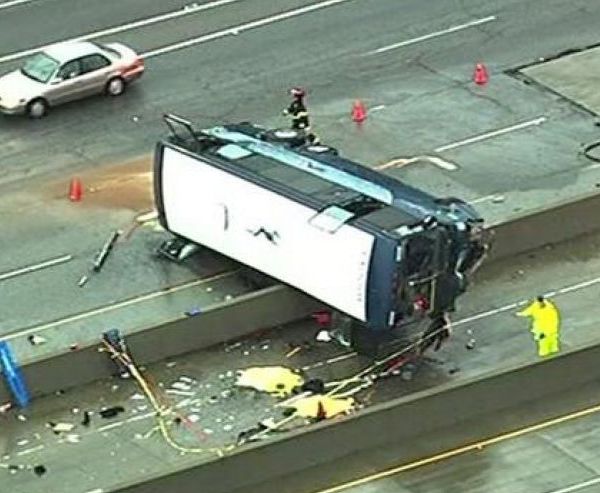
[57,60,82,80]
[80,54,110,74]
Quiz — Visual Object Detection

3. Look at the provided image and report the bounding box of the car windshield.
[21,53,59,83]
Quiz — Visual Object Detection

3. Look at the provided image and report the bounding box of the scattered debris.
[285,395,354,419]
[235,367,304,397]
[64,434,80,443]
[27,335,46,346]
[94,230,121,273]
[225,342,242,352]
[166,361,177,368]
[301,379,326,395]
[466,338,476,350]
[48,422,75,434]
[78,275,89,287]
[188,414,200,423]
[316,330,332,343]
[33,465,46,477]
[0,402,12,413]
[17,439,29,446]
[99,406,125,419]
[285,346,302,358]
[130,393,145,400]
[17,414,27,422]
[81,411,92,427]
[166,389,194,397]
[185,308,202,316]
[171,382,191,391]
[179,376,194,384]
[223,424,233,432]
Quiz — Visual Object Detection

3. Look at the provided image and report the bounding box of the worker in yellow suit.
[516,295,560,357]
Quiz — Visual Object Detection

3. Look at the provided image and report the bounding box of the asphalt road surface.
[1,0,600,205]
[322,403,600,493]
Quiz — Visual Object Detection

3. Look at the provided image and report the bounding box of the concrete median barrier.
[112,341,600,493]
[3,189,600,403]
[0,285,321,402]
[487,189,600,261]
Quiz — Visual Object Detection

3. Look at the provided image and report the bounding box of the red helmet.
[290,87,305,98]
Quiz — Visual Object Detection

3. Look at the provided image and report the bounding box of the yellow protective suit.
[517,299,560,357]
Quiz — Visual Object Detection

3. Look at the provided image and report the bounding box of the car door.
[78,54,112,97]
[44,59,84,105]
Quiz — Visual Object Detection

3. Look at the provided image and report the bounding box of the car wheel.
[27,99,48,119]
[106,77,126,96]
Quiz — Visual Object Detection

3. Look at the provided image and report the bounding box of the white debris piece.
[188,414,200,423]
[166,361,177,368]
[179,376,194,384]
[65,434,81,443]
[28,334,47,346]
[166,389,194,397]
[16,439,28,446]
[171,382,191,391]
[316,330,332,342]
[52,423,75,433]
[130,393,145,401]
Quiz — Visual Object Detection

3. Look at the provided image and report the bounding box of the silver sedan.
[0,41,145,118]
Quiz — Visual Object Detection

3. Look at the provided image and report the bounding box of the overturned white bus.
[154,114,487,354]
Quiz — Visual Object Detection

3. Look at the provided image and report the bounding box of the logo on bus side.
[247,227,280,245]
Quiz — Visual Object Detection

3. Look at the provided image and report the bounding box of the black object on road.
[99,406,125,419]
[93,230,121,272]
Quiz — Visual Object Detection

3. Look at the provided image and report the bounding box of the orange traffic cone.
[69,177,83,202]
[351,100,367,123]
[473,62,489,85]
[316,400,327,420]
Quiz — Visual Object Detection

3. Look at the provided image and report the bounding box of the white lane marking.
[0,0,243,64]
[0,254,72,282]
[97,422,124,432]
[0,0,35,10]
[546,477,600,493]
[142,0,357,58]
[1,270,236,342]
[434,117,547,153]
[367,15,497,55]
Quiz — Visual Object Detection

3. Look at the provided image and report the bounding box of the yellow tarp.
[287,395,354,419]
[235,366,304,398]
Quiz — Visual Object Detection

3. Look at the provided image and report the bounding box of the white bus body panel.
[160,146,375,321]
